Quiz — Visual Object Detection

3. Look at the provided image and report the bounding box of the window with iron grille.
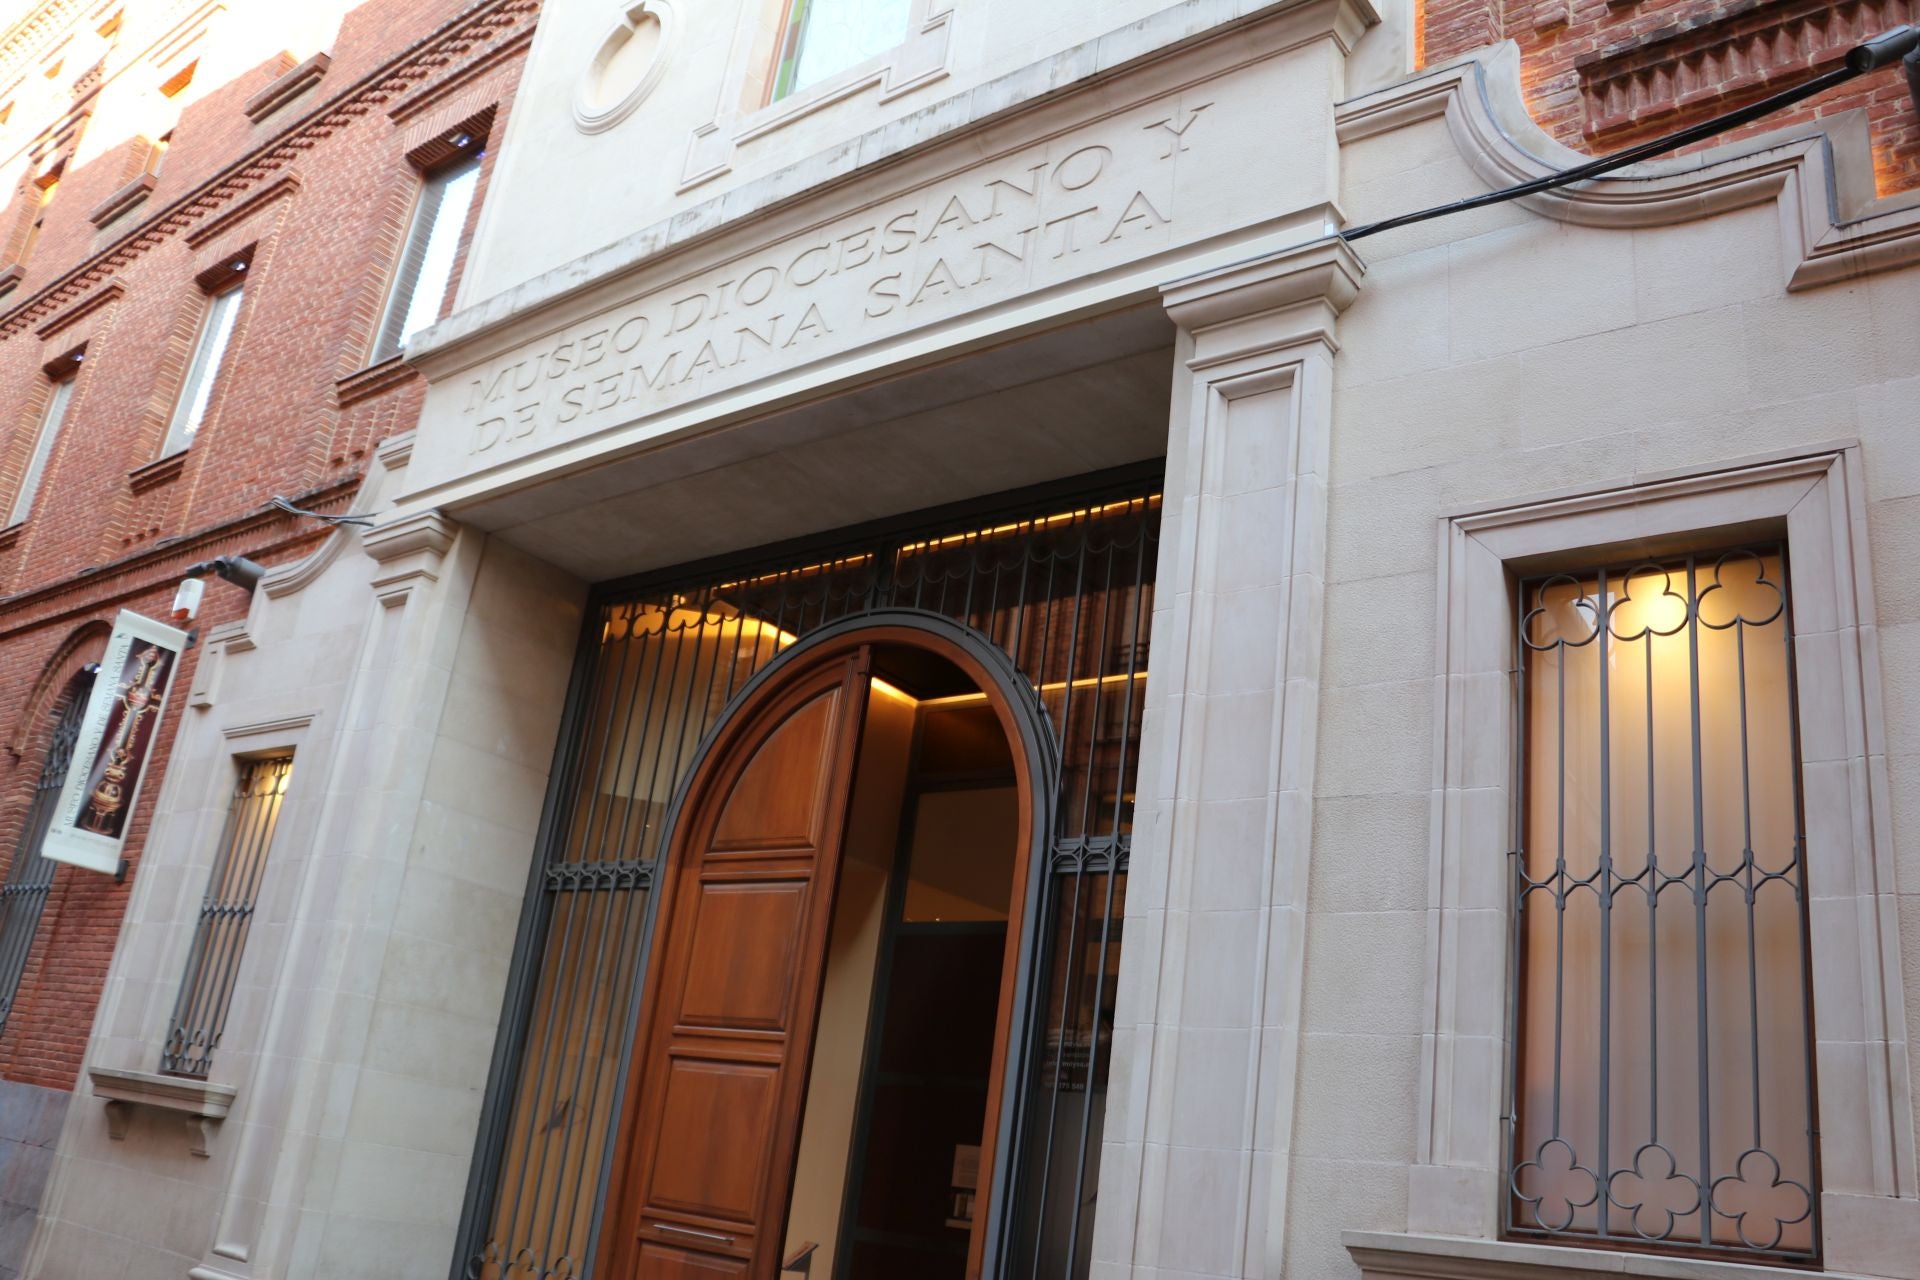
[1507,545,1819,1263]
[0,672,92,1035]
[457,468,1158,1280]
[162,755,293,1078]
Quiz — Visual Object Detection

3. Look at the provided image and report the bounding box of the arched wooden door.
[613,650,874,1279]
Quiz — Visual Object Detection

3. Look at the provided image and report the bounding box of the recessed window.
[162,755,293,1078]
[371,153,481,362]
[9,369,76,525]
[1508,547,1818,1263]
[772,0,910,101]
[159,59,196,99]
[162,279,244,455]
[144,129,171,178]
[18,166,60,264]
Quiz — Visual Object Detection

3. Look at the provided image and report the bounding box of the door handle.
[651,1222,737,1246]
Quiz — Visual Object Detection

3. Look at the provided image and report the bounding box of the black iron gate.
[0,670,92,1035]
[458,465,1161,1280]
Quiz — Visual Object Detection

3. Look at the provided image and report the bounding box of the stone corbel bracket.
[362,509,459,603]
[89,1065,236,1158]
[1334,40,1920,290]
[262,430,416,604]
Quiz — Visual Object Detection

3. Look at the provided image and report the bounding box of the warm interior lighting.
[896,494,1162,556]
[1513,551,1813,1256]
[868,677,915,704]
[919,669,1149,707]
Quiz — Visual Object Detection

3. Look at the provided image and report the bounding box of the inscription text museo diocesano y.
[463,106,1207,456]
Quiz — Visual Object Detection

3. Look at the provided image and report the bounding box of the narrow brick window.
[143,129,171,179]
[372,151,481,361]
[162,273,244,455]
[1508,547,1818,1262]
[0,673,92,1037]
[771,0,910,100]
[17,165,60,265]
[9,366,76,525]
[161,755,292,1078]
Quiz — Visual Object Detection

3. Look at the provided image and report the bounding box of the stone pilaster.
[1092,237,1362,1277]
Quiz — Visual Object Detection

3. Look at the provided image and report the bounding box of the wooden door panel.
[635,1243,752,1280]
[648,1057,778,1221]
[614,657,872,1280]
[710,689,840,854]
[676,881,808,1032]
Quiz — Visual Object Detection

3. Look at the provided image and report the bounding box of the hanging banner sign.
[44,609,189,875]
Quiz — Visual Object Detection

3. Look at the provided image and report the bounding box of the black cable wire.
[1341,26,1920,243]
[269,495,375,528]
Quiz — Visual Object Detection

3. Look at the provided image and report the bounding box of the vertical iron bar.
[1646,637,1660,1148]
[574,615,639,865]
[1597,568,1613,1236]
[611,622,671,865]
[1507,586,1531,1235]
[1686,556,1713,1247]
[1552,627,1567,1139]
[1737,620,1762,1151]
[1026,865,1086,1279]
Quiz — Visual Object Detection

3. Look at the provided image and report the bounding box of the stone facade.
[18,1,1920,1279]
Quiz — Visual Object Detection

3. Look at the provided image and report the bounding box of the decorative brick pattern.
[0,0,537,1099]
[1423,0,1920,191]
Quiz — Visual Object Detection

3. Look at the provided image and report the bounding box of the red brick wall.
[0,0,539,1092]
[1423,0,1920,192]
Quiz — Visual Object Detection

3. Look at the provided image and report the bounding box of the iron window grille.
[1505,545,1820,1264]
[162,754,294,1078]
[458,464,1160,1280]
[0,672,92,1036]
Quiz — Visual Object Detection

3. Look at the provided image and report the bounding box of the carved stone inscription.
[459,101,1211,463]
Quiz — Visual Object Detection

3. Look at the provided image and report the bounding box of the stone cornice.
[0,0,540,343]
[1161,236,1364,335]
[363,509,459,601]
[407,0,1378,378]
[362,509,456,566]
[242,50,330,124]
[1332,40,1920,290]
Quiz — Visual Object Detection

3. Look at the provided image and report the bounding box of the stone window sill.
[335,353,418,407]
[129,450,188,494]
[88,1065,235,1158]
[1342,1232,1876,1279]
[0,264,22,299]
[244,51,330,123]
[88,173,154,228]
